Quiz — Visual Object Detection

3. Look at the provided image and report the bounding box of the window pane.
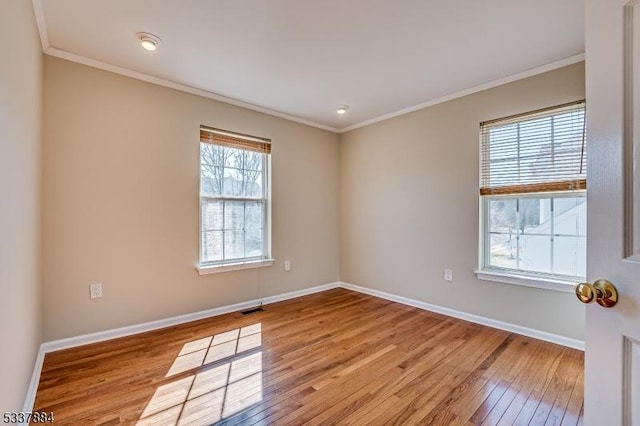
[224,147,244,168]
[201,165,222,197]
[202,231,223,262]
[224,202,245,230]
[243,151,263,172]
[553,236,586,277]
[223,167,244,197]
[245,202,263,229]
[519,197,547,234]
[202,200,223,231]
[485,195,586,279]
[553,197,586,236]
[245,228,263,258]
[242,170,263,198]
[488,233,517,269]
[489,199,516,233]
[224,231,245,260]
[519,235,552,274]
[201,143,225,167]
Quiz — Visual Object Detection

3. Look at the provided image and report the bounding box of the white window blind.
[478,101,588,285]
[480,100,586,196]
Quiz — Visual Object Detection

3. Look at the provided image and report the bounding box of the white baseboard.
[23,281,341,411]
[43,300,256,353]
[339,282,585,351]
[22,345,45,415]
[261,282,340,305]
[42,281,342,353]
[24,279,583,412]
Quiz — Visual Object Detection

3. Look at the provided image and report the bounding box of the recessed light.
[137,32,161,51]
[336,105,349,115]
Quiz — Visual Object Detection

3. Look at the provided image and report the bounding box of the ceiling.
[34,0,584,132]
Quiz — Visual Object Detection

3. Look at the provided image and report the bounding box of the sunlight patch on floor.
[137,323,263,425]
[167,323,261,376]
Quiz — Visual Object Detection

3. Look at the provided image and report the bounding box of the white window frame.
[477,192,586,292]
[197,128,273,274]
[476,102,587,292]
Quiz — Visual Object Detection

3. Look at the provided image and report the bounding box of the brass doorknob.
[575,279,618,308]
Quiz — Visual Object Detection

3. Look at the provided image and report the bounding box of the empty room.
[1,0,638,424]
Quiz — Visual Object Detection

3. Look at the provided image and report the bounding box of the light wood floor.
[33,288,584,425]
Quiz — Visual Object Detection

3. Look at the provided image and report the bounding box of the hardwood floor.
[33,288,584,425]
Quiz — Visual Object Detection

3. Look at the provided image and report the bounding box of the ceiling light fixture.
[137,32,161,51]
[336,105,349,115]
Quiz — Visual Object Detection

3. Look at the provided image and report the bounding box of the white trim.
[261,282,340,305]
[40,281,341,352]
[21,345,45,414]
[624,1,640,263]
[23,281,341,411]
[42,299,255,353]
[30,0,49,52]
[339,54,586,133]
[39,45,584,136]
[23,279,581,409]
[339,281,584,351]
[41,47,340,133]
[30,0,584,138]
[197,259,275,275]
[475,270,576,293]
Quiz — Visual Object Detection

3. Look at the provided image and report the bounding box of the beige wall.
[0,9,587,406]
[42,55,585,342]
[0,1,43,411]
[42,57,340,340]
[340,62,586,340]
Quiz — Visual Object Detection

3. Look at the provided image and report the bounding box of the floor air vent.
[241,306,264,315]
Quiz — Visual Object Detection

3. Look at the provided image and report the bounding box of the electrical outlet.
[444,269,453,282]
[90,283,103,299]
[284,260,291,272]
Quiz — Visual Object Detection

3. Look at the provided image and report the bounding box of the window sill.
[475,270,577,293]
[198,259,275,275]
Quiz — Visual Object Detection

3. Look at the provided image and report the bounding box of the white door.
[585,0,640,424]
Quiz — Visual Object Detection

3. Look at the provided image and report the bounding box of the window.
[478,101,586,289]
[198,126,272,272]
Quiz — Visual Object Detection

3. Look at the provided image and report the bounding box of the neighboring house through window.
[198,126,273,273]
[477,101,586,291]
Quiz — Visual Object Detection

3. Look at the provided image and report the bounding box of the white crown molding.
[31,0,583,136]
[31,0,49,51]
[339,282,585,351]
[43,47,340,133]
[31,0,338,133]
[338,53,586,133]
